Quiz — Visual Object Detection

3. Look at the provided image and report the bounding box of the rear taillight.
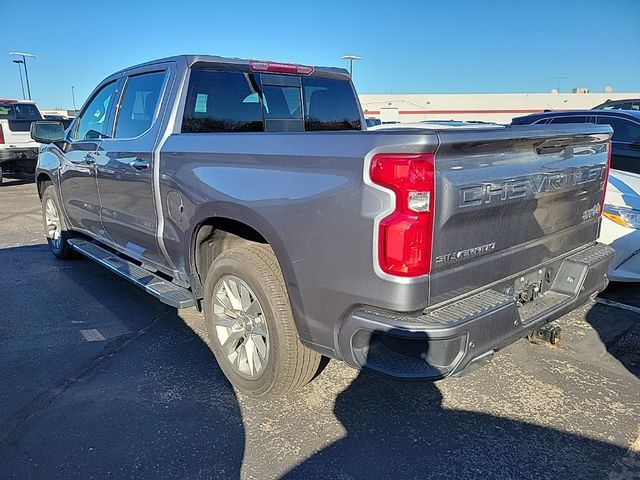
[249,60,315,76]
[600,140,612,215]
[0,125,4,144]
[370,153,435,277]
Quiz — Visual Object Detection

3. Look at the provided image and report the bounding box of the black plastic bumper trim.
[337,243,615,379]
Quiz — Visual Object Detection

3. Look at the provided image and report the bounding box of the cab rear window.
[181,70,361,133]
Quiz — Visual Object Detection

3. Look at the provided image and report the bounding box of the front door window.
[72,81,118,140]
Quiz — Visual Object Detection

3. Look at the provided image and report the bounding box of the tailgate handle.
[534,137,576,154]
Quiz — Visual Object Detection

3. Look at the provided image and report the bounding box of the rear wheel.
[203,243,321,398]
[41,186,76,259]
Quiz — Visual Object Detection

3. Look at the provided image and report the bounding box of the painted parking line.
[80,329,106,342]
[596,298,640,316]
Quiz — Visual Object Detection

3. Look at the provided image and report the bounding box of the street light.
[12,60,26,99]
[9,52,36,100]
[341,54,362,78]
[71,86,77,112]
[549,76,568,94]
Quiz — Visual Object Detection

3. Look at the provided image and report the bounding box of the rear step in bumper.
[68,239,196,309]
[337,243,615,380]
[0,148,39,162]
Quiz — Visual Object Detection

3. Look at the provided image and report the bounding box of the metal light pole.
[71,86,77,112]
[12,60,26,99]
[341,54,362,78]
[9,52,36,100]
[549,76,568,93]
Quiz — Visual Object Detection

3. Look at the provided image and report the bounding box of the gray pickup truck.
[31,55,614,398]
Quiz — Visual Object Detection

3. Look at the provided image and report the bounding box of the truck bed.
[158,123,611,358]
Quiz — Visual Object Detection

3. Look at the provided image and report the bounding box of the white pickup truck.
[0,99,43,183]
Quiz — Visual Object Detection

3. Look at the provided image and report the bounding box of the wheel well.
[36,173,53,199]
[192,218,268,295]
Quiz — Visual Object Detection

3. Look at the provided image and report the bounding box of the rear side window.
[597,116,640,143]
[548,116,587,124]
[0,102,41,120]
[602,102,640,111]
[182,71,263,133]
[181,69,361,133]
[114,71,166,138]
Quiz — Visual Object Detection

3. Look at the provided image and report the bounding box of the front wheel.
[203,243,321,399]
[41,186,76,259]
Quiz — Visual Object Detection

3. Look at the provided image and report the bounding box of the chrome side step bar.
[68,238,196,309]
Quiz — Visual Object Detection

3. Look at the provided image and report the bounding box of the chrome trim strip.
[68,239,195,308]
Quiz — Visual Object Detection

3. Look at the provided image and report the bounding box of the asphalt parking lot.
[0,177,639,480]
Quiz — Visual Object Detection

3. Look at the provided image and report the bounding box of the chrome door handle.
[129,159,149,170]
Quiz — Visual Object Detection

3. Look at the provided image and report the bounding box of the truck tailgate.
[429,124,611,305]
[1,119,37,146]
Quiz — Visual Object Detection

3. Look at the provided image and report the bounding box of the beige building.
[359,92,640,124]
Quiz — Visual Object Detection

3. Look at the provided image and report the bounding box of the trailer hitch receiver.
[527,323,562,345]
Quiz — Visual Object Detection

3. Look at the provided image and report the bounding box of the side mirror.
[85,129,108,140]
[30,121,65,144]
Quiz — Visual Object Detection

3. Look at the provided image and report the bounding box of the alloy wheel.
[213,275,269,378]
[45,198,62,249]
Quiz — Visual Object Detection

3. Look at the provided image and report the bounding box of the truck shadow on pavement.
[284,369,637,480]
[588,283,640,379]
[0,244,245,479]
[1,245,638,480]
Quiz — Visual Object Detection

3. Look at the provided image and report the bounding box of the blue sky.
[2,0,639,108]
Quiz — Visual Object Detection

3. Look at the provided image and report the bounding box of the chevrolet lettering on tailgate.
[459,165,607,208]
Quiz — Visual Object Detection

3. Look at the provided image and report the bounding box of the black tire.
[0,165,3,185]
[41,186,76,259]
[203,243,321,399]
